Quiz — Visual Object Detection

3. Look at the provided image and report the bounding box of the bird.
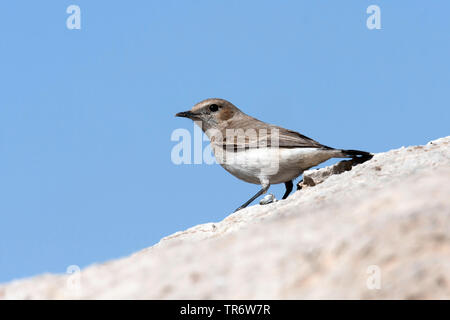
[176,98,373,212]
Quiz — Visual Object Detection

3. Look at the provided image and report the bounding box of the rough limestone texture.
[1,137,449,299]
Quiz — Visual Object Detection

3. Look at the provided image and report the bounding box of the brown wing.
[215,117,331,150]
[274,126,331,149]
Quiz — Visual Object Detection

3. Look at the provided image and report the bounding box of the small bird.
[176,98,372,212]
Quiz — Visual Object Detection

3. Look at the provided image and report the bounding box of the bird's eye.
[209,104,219,112]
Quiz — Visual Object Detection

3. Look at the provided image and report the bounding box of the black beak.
[175,110,196,119]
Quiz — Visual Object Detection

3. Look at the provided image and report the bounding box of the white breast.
[213,147,340,185]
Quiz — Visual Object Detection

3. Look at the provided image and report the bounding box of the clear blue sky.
[1,1,449,283]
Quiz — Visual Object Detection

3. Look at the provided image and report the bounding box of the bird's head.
[175,98,240,131]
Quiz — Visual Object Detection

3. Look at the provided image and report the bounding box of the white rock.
[1,136,449,299]
[259,194,277,205]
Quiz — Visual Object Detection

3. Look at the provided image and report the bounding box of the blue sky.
[0,1,449,283]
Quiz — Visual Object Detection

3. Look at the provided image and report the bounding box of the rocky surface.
[1,136,449,299]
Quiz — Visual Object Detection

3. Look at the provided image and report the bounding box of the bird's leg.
[234,184,270,212]
[282,180,293,199]
[296,178,304,191]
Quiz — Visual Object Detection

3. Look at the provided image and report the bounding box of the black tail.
[341,149,373,164]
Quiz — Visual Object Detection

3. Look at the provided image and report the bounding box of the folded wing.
[215,117,331,150]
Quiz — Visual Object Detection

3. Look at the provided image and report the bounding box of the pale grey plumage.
[176,98,372,211]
